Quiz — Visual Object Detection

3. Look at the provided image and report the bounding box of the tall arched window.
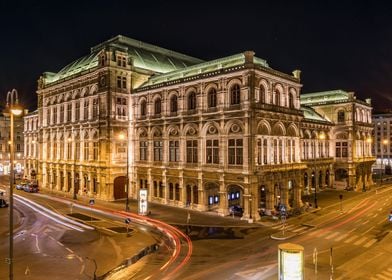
[140,100,147,116]
[170,95,178,113]
[154,98,161,115]
[289,92,294,108]
[208,88,217,108]
[260,86,266,103]
[188,91,196,110]
[230,84,241,105]
[274,90,280,106]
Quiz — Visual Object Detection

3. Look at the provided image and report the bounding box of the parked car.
[16,182,28,190]
[24,184,39,193]
[0,198,8,208]
[229,205,243,216]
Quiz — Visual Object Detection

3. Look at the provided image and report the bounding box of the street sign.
[125,218,131,224]
[389,214,392,222]
[89,199,95,206]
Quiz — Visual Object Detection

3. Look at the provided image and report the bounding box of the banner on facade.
[139,189,148,215]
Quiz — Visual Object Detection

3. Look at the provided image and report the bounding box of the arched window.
[260,86,266,103]
[170,95,178,113]
[154,98,161,115]
[289,93,294,108]
[208,88,217,108]
[188,91,196,110]
[274,90,280,106]
[230,84,241,105]
[140,100,147,116]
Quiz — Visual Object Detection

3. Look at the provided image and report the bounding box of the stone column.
[280,180,291,211]
[293,181,304,208]
[265,184,275,215]
[218,179,228,216]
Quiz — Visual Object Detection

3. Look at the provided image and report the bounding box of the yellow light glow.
[10,105,23,116]
[118,133,125,140]
[366,138,372,143]
[318,132,325,140]
[383,139,388,145]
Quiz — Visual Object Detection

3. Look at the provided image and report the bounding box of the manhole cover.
[67,213,99,221]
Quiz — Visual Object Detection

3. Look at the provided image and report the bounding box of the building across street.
[23,35,375,221]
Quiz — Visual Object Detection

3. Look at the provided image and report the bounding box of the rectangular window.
[206,139,219,164]
[75,102,80,121]
[228,139,243,165]
[67,142,72,159]
[93,142,99,160]
[154,141,163,161]
[60,105,64,123]
[186,140,198,163]
[92,98,98,118]
[53,142,57,159]
[76,142,80,160]
[84,100,89,120]
[84,142,89,161]
[67,103,72,122]
[169,140,180,162]
[140,141,148,161]
[257,139,262,164]
[53,106,57,124]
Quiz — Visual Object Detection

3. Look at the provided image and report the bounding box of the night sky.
[0,0,391,112]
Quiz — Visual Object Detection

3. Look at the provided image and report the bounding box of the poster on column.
[139,189,148,215]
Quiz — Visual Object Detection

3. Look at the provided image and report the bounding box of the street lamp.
[4,89,23,280]
[119,131,129,212]
[381,139,388,184]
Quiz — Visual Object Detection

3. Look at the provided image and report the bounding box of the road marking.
[57,241,64,247]
[363,239,377,248]
[361,220,369,225]
[373,213,378,218]
[308,230,320,236]
[362,226,375,236]
[378,208,383,211]
[66,247,74,253]
[354,236,367,246]
[378,219,386,225]
[344,235,358,243]
[325,232,340,240]
[334,233,349,241]
[292,226,308,233]
[375,273,391,280]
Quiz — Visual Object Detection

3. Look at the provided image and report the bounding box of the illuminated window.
[206,139,219,164]
[228,139,243,165]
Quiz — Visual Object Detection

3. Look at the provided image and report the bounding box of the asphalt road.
[1,173,391,280]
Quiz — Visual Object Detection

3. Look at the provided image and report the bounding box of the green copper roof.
[301,106,331,123]
[300,89,351,105]
[139,53,269,88]
[43,35,204,85]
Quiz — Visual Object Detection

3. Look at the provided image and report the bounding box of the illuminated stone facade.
[0,111,24,175]
[24,35,375,220]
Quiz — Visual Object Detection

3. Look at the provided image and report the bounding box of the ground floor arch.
[114,176,126,199]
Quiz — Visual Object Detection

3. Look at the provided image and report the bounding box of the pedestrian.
[187,211,191,224]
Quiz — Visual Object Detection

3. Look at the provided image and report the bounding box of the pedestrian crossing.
[370,267,392,280]
[272,223,378,249]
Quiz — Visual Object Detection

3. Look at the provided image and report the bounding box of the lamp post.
[381,139,388,185]
[119,131,129,212]
[5,89,23,280]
